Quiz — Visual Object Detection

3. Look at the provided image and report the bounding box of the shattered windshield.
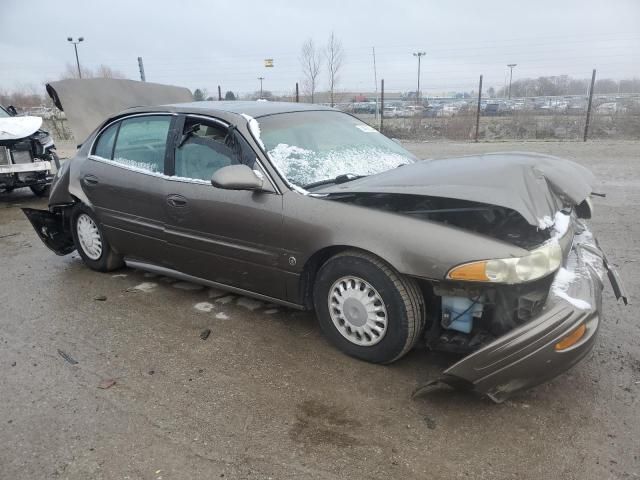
[258,111,415,187]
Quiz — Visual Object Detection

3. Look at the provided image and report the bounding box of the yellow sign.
[264,59,274,68]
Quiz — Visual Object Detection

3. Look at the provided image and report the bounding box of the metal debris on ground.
[57,349,78,365]
[200,328,211,340]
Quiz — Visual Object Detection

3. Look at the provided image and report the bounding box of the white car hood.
[0,116,43,141]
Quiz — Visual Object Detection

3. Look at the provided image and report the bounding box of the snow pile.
[267,143,411,187]
[241,113,265,150]
[539,210,571,236]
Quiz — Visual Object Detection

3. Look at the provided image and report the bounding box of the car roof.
[152,101,336,119]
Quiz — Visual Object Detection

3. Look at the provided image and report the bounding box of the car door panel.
[163,115,286,299]
[164,183,286,299]
[80,114,173,264]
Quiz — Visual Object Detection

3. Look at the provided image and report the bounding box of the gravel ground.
[1,140,638,479]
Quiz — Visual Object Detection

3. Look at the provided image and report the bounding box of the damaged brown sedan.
[24,80,627,402]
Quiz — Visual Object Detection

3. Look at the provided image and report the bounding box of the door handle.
[166,194,187,208]
[83,174,99,186]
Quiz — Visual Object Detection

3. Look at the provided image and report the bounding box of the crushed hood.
[46,78,193,142]
[320,152,596,228]
[0,116,43,141]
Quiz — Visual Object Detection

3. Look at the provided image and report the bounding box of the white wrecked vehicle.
[0,105,60,196]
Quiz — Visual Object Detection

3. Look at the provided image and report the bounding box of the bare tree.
[59,63,127,80]
[325,32,344,107]
[299,38,322,103]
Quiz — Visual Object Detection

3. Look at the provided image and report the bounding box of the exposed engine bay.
[326,192,550,249]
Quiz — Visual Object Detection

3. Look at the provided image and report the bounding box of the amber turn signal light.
[447,261,489,281]
[555,323,587,351]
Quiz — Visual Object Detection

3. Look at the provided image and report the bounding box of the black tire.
[313,250,425,364]
[70,204,124,272]
[30,184,50,197]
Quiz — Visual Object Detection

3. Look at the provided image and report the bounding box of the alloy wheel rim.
[76,213,103,260]
[328,276,388,346]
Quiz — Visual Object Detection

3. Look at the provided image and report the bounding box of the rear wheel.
[30,184,50,197]
[313,250,425,364]
[71,205,123,272]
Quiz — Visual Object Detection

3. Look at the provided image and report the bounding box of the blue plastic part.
[441,296,483,334]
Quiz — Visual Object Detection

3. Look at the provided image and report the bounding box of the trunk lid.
[46,78,193,142]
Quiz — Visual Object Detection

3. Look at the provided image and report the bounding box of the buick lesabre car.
[24,97,627,401]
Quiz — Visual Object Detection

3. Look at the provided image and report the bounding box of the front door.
[163,115,286,300]
[81,114,173,264]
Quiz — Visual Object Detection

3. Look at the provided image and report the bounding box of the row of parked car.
[340,95,640,118]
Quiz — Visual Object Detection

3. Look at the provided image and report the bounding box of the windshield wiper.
[303,173,367,190]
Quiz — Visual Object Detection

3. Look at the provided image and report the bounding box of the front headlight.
[447,241,562,284]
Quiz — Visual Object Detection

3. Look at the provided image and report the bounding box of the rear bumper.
[430,221,627,402]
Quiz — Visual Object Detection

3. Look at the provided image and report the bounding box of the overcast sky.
[1,0,639,96]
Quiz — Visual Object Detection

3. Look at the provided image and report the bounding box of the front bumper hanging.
[416,220,627,402]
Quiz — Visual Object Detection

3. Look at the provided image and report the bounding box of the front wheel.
[71,205,123,272]
[313,250,425,364]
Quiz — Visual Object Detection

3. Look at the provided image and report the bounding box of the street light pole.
[413,52,426,105]
[507,63,517,99]
[258,77,265,98]
[67,37,85,78]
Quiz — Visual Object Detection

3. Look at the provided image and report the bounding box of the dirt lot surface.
[1,140,638,479]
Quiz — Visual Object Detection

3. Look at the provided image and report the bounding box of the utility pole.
[584,69,597,142]
[137,56,146,82]
[372,47,378,123]
[258,77,265,98]
[413,52,426,105]
[67,37,84,78]
[218,85,222,101]
[380,79,385,134]
[507,64,517,99]
[475,75,483,142]
[295,82,299,103]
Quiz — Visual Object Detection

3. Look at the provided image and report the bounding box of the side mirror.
[7,106,18,116]
[211,164,264,191]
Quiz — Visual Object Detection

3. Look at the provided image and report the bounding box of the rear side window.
[93,123,118,159]
[111,116,171,174]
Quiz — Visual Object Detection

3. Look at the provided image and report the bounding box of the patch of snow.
[112,274,128,278]
[266,143,411,188]
[215,295,236,304]
[207,288,227,299]
[236,297,264,311]
[264,308,279,315]
[241,113,265,150]
[215,312,230,320]
[132,282,157,293]
[554,291,592,310]
[172,281,204,291]
[551,267,592,310]
[0,116,43,140]
[194,302,214,313]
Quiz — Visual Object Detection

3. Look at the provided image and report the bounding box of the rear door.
[163,115,286,299]
[82,113,174,264]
